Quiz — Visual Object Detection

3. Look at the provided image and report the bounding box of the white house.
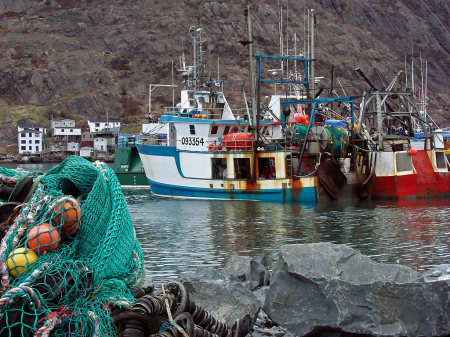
[87,118,121,133]
[53,127,82,142]
[93,137,108,153]
[17,124,47,155]
[51,119,75,129]
[80,147,93,158]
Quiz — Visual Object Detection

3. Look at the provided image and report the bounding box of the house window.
[21,146,26,150]
[189,125,196,135]
[95,123,100,127]
[34,133,39,137]
[29,140,32,144]
[70,129,73,132]
[35,140,40,144]
[36,146,39,151]
[29,146,32,150]
[29,133,32,137]
[21,140,26,144]
[21,133,25,137]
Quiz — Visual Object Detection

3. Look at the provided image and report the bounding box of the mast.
[244,5,258,181]
[310,9,315,99]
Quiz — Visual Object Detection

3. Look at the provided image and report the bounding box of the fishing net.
[0,156,145,336]
[293,125,308,139]
[323,125,349,156]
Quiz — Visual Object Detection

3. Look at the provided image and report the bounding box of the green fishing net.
[0,156,145,336]
[323,125,348,155]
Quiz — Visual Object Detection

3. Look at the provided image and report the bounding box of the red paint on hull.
[372,174,417,199]
[412,150,439,198]
[438,172,450,195]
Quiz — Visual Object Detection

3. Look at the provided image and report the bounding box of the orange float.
[52,196,81,237]
[409,147,418,155]
[27,223,60,254]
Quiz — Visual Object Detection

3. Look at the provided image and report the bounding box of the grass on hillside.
[0,102,52,129]
[0,144,18,156]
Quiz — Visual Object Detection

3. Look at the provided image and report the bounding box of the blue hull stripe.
[147,178,317,203]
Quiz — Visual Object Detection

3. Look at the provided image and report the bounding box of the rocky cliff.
[0,0,449,144]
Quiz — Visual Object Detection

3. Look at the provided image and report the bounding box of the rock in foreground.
[178,268,261,327]
[264,243,450,337]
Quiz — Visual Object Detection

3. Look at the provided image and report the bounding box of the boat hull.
[137,144,318,203]
[372,150,450,199]
[113,146,149,188]
[115,172,149,188]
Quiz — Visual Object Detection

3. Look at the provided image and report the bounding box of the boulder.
[178,268,261,327]
[423,264,450,282]
[224,254,270,290]
[264,243,450,337]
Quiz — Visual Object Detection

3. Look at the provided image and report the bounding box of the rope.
[23,175,45,204]
[34,306,70,337]
[161,284,189,337]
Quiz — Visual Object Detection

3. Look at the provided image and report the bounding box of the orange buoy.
[409,147,418,155]
[52,197,81,237]
[216,144,223,151]
[27,223,60,254]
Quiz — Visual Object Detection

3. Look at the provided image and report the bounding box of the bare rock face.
[0,0,450,137]
[264,243,450,337]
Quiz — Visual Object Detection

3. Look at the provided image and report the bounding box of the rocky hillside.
[0,0,449,145]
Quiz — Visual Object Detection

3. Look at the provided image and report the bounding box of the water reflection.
[122,189,450,286]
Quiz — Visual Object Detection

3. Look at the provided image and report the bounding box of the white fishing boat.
[136,8,373,203]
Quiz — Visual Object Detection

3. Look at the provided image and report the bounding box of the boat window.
[211,158,227,179]
[189,125,196,135]
[258,157,276,178]
[436,151,447,169]
[233,158,251,179]
[211,125,219,135]
[223,126,230,135]
[396,152,412,171]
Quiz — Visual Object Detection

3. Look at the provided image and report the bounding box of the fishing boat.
[356,69,450,199]
[136,9,373,203]
[113,134,149,188]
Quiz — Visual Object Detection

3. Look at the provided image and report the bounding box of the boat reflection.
[122,189,450,286]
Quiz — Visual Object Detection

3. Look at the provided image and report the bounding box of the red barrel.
[222,133,254,151]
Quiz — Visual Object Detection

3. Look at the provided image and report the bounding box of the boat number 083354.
[181,137,204,146]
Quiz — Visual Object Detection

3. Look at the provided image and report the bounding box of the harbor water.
[3,162,450,287]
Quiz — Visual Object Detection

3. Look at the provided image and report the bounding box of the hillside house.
[17,124,47,155]
[53,127,82,142]
[88,118,121,134]
[81,132,94,147]
[51,119,81,143]
[51,119,75,129]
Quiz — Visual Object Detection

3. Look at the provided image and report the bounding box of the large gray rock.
[224,254,270,290]
[178,268,261,327]
[264,243,450,337]
[423,264,450,282]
